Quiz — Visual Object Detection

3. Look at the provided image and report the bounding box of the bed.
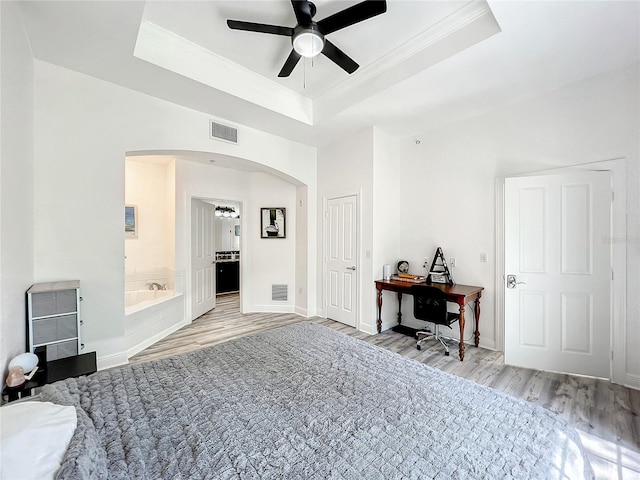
[37,323,593,479]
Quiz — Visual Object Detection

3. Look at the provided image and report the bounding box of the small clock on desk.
[397,260,409,274]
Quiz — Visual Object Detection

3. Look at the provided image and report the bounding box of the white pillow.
[0,401,77,480]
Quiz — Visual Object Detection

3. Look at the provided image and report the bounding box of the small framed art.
[125,205,138,238]
[261,208,286,238]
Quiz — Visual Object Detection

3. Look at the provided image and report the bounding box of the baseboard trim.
[247,304,296,314]
[97,351,129,371]
[622,373,640,391]
[479,338,497,351]
[294,306,309,317]
[126,319,188,359]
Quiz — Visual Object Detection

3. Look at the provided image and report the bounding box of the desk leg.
[376,286,383,334]
[458,303,466,361]
[397,292,403,325]
[474,297,481,347]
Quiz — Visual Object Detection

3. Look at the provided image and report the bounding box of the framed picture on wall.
[261,208,286,238]
[125,205,138,238]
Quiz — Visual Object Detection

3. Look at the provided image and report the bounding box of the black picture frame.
[260,208,286,238]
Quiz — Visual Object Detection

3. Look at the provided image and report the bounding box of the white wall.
[175,160,297,316]
[125,159,174,276]
[371,128,402,333]
[32,60,316,369]
[0,2,34,374]
[317,128,374,329]
[396,64,639,384]
[295,186,309,316]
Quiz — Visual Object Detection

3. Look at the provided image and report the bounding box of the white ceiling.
[18,1,640,147]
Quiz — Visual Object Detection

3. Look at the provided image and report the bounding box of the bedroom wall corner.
[0,1,35,375]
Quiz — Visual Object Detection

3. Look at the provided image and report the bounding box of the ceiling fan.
[227,1,387,77]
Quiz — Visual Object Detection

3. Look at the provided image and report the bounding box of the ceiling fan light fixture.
[293,28,324,58]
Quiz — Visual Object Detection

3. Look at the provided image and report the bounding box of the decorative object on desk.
[427,247,454,284]
[396,260,409,274]
[261,208,286,238]
[382,264,391,280]
[125,204,137,238]
[5,366,25,388]
[390,273,426,284]
[8,352,39,373]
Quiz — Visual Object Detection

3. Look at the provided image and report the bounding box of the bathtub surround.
[124,268,176,294]
[125,291,185,358]
[124,268,183,357]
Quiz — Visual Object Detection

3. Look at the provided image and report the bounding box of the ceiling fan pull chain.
[303,57,306,90]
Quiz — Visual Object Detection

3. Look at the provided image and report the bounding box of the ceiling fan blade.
[278,49,302,77]
[322,40,359,74]
[227,20,293,36]
[317,0,387,35]
[291,0,313,25]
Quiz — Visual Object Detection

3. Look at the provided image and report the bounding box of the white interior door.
[191,199,216,320]
[326,195,357,327]
[504,172,611,378]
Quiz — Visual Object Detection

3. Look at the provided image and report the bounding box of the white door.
[504,172,611,378]
[191,199,216,320]
[326,195,358,327]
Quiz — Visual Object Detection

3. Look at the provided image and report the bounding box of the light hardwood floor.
[132,294,640,479]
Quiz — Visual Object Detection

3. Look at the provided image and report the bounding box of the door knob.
[506,274,526,289]
[346,266,356,271]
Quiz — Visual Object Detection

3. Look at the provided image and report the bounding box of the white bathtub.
[125,289,176,314]
[124,289,185,358]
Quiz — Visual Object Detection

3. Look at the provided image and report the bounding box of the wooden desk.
[375,280,483,361]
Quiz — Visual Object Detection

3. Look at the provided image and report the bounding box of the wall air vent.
[272,284,288,302]
[210,120,238,144]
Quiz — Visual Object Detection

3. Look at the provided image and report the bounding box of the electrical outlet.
[422,258,429,269]
[480,253,488,263]
[450,257,456,267]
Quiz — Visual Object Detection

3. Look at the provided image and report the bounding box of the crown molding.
[134,21,313,125]
[312,0,501,123]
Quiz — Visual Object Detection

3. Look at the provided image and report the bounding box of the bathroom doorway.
[191,197,241,321]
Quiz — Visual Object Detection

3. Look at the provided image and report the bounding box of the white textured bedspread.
[42,323,593,479]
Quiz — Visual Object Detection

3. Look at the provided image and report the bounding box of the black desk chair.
[411,284,460,355]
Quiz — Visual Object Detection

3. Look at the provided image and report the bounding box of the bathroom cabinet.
[216,261,240,294]
[27,281,82,361]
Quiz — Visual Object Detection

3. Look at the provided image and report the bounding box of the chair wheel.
[445,351,449,356]
[416,344,421,351]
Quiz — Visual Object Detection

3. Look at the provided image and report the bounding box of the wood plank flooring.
[131,294,640,479]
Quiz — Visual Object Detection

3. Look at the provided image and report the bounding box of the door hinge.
[611,269,614,280]
[611,350,614,360]
[612,191,614,202]
[324,211,329,218]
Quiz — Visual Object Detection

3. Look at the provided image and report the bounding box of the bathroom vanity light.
[215,206,239,218]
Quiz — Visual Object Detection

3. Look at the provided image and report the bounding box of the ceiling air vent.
[210,120,238,144]
[272,284,288,302]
